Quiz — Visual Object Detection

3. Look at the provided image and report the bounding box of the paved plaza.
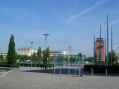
[0,68,119,89]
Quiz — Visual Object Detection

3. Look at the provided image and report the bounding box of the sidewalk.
[0,68,119,89]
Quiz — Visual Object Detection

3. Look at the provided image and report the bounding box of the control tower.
[95,38,106,64]
[94,24,106,64]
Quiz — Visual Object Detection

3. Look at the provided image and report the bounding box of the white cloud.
[67,0,110,24]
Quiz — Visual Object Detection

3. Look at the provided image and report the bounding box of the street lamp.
[42,33,50,48]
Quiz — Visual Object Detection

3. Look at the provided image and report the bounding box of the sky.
[0,0,119,56]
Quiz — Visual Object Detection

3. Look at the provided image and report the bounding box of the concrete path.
[0,69,80,89]
[80,76,119,89]
[0,68,119,89]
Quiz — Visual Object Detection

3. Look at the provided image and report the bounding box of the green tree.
[0,54,4,61]
[16,55,29,62]
[77,53,82,64]
[37,47,42,60]
[7,34,16,66]
[63,55,68,64]
[42,47,50,70]
[108,50,118,65]
[31,53,38,61]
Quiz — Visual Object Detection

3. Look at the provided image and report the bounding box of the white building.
[49,50,68,57]
[0,53,7,60]
[17,48,37,56]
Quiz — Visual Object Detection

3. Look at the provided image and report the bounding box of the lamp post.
[30,41,34,68]
[42,33,50,49]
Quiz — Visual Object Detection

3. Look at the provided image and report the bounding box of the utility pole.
[106,16,109,65]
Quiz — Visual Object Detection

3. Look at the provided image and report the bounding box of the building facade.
[95,38,106,64]
[17,48,37,56]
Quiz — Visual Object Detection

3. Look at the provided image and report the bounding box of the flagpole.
[106,16,109,65]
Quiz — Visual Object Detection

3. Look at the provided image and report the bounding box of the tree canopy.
[108,50,118,64]
[37,46,42,60]
[7,34,16,65]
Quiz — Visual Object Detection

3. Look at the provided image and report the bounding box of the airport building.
[95,38,106,64]
[17,48,37,56]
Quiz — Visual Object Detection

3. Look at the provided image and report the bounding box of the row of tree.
[6,34,52,68]
[2,34,119,67]
[31,47,52,65]
[108,51,118,65]
[6,34,84,67]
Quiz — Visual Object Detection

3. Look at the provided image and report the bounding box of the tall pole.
[99,24,102,64]
[111,26,113,52]
[42,33,50,48]
[93,35,96,64]
[30,41,34,48]
[104,38,107,64]
[30,41,34,55]
[111,26,113,64]
[100,24,102,39]
[106,16,109,65]
[68,45,72,64]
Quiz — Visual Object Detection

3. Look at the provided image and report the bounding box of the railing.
[18,62,83,76]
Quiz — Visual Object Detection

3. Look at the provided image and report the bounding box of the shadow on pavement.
[22,68,81,76]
